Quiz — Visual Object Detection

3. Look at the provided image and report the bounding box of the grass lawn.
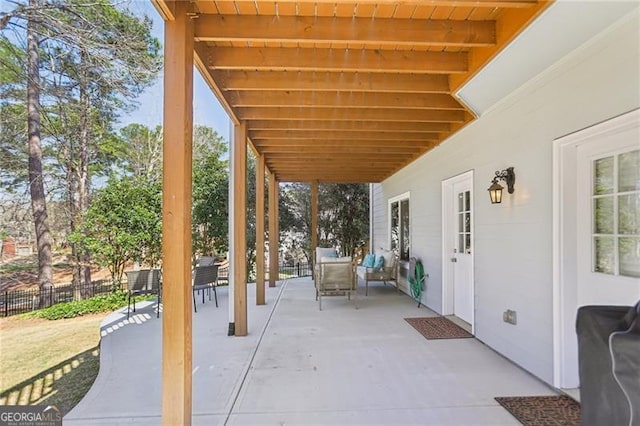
[0,314,103,415]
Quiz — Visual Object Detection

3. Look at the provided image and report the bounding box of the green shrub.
[21,290,133,320]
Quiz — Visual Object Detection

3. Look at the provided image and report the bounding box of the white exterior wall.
[371,13,640,385]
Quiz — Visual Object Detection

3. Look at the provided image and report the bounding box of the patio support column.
[268,171,279,287]
[231,122,248,336]
[161,3,193,425]
[311,180,318,260]
[255,154,266,305]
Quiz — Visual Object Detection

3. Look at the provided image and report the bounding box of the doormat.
[404,316,473,339]
[495,395,580,426]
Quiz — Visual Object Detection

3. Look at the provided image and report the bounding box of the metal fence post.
[4,291,7,317]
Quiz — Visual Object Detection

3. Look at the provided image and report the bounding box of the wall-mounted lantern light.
[488,167,515,204]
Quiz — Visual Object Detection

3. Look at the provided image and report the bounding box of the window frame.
[590,148,640,278]
[388,191,411,261]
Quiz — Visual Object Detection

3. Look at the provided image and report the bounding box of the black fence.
[1,279,126,318]
[1,261,311,318]
[276,261,312,279]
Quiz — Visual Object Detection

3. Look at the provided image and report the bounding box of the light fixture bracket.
[491,167,515,194]
[487,167,515,204]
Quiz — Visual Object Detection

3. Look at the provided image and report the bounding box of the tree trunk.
[27,0,54,307]
[78,73,92,295]
[68,145,81,299]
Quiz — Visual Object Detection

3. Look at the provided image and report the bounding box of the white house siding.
[371,12,639,385]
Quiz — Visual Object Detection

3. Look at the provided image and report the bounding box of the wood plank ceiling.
[164,0,551,183]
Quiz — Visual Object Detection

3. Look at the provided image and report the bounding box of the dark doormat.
[404,316,473,339]
[495,395,581,426]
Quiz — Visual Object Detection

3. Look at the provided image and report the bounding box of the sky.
[0,1,230,141]
[124,1,231,142]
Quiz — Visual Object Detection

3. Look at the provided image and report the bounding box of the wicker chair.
[315,256,356,310]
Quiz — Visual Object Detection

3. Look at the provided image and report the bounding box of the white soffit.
[457,1,640,116]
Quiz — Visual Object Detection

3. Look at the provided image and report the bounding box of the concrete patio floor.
[65,277,558,425]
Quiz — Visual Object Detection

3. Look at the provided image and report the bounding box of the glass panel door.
[457,190,471,254]
[592,148,640,277]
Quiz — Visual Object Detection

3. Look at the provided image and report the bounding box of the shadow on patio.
[65,278,556,425]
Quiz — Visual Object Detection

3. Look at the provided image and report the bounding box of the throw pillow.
[362,253,375,268]
[373,255,384,270]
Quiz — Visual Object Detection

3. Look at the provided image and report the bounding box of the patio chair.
[356,248,399,296]
[313,247,338,282]
[197,256,216,266]
[316,256,356,310]
[125,269,161,319]
[192,264,219,312]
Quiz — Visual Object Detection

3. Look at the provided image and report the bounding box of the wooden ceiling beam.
[254,144,435,153]
[271,167,401,172]
[255,141,434,150]
[271,172,402,181]
[210,0,536,7]
[269,168,391,173]
[270,165,393,171]
[227,91,464,110]
[184,1,543,185]
[195,15,496,47]
[237,107,466,122]
[270,168,393,174]
[271,166,394,170]
[247,120,450,132]
[204,46,467,74]
[265,154,410,160]
[273,172,396,181]
[151,0,175,21]
[194,45,239,125]
[255,139,438,148]
[276,175,385,184]
[213,71,450,93]
[259,146,423,154]
[272,160,402,165]
[250,131,439,141]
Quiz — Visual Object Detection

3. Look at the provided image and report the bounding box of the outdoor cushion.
[375,248,395,269]
[373,255,384,270]
[362,253,375,268]
[321,256,351,263]
[315,247,337,264]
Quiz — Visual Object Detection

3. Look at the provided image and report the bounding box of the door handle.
[451,258,457,263]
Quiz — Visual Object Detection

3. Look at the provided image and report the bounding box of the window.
[458,190,472,254]
[592,149,640,277]
[389,193,410,261]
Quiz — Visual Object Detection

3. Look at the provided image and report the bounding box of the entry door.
[452,179,474,324]
[554,110,640,389]
[577,142,640,306]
